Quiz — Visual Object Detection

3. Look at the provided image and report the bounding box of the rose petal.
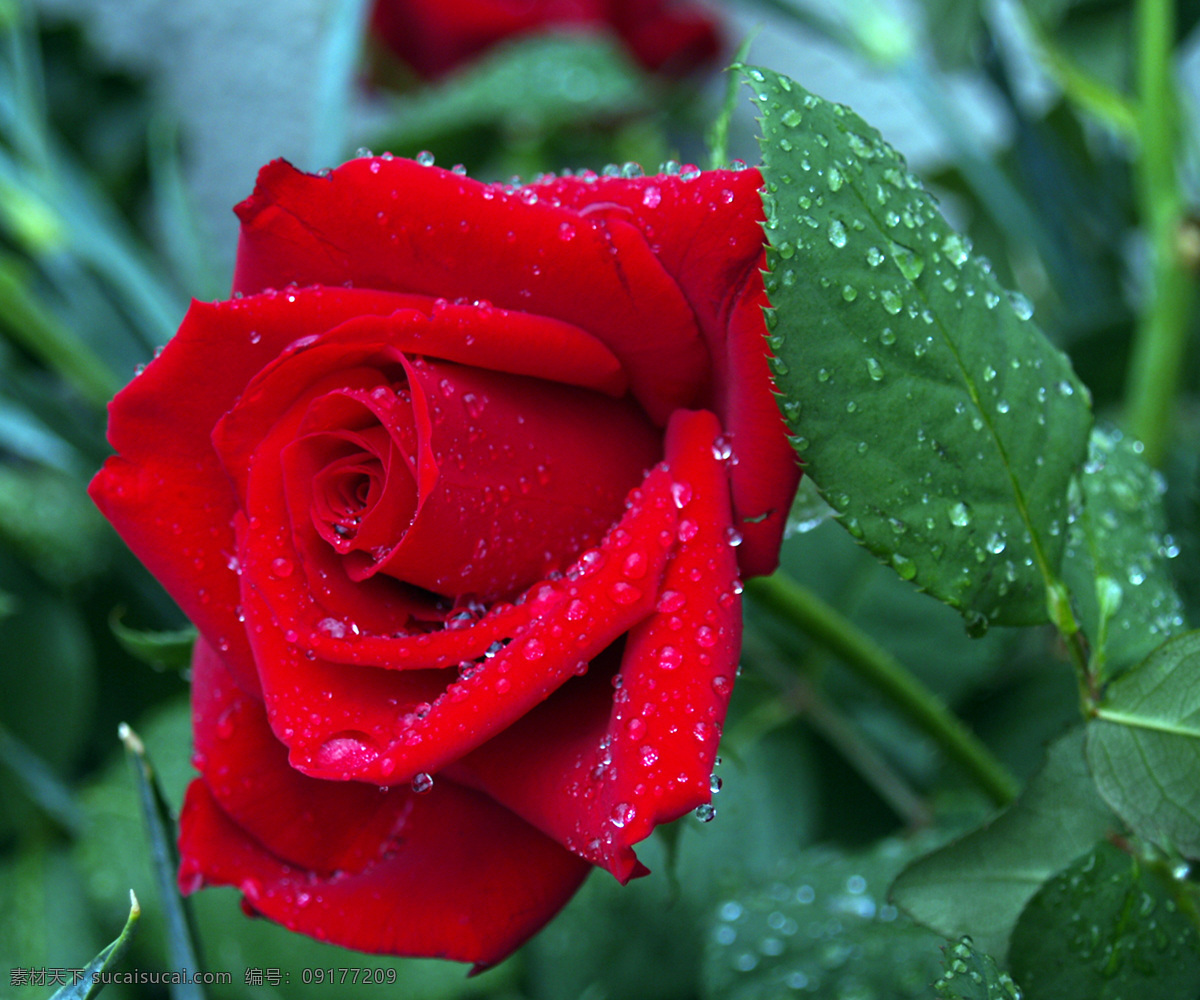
[369,0,719,79]
[234,160,797,573]
[370,0,599,79]
[190,637,413,874]
[445,409,740,881]
[714,275,801,575]
[609,0,720,74]
[532,168,800,574]
[239,465,681,786]
[179,778,589,969]
[222,330,660,634]
[233,158,710,423]
[365,355,660,599]
[94,285,619,694]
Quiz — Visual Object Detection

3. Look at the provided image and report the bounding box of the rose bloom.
[370,0,721,79]
[90,156,799,967]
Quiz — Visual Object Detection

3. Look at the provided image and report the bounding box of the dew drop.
[610,802,636,828]
[890,241,925,280]
[610,581,642,605]
[1008,290,1034,320]
[659,646,683,670]
[941,232,970,266]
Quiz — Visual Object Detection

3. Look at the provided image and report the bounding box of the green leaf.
[700,836,945,1000]
[911,0,985,69]
[49,891,140,1000]
[933,936,1022,999]
[891,728,1116,959]
[0,254,121,407]
[0,463,108,587]
[773,520,1008,709]
[0,561,96,784]
[1009,839,1200,999]
[1062,426,1187,680]
[0,843,97,974]
[120,723,206,1000]
[0,723,82,833]
[748,66,1092,627]
[110,611,196,672]
[1087,630,1200,857]
[373,33,651,150]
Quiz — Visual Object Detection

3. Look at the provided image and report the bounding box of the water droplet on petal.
[659,646,683,670]
[610,802,636,828]
[610,581,642,604]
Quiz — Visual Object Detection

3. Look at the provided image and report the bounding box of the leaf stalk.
[746,572,1019,806]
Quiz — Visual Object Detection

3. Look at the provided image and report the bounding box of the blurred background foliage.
[1,0,1199,997]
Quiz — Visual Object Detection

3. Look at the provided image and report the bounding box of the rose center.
[283,354,662,606]
[282,381,421,569]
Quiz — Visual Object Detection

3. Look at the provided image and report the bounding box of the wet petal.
[445,410,741,881]
[533,168,800,573]
[234,158,710,423]
[189,638,412,875]
[178,777,589,969]
[241,466,680,786]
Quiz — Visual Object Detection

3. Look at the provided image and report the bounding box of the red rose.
[89,156,799,967]
[370,0,721,79]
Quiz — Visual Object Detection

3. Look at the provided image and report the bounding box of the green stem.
[1045,579,1099,710]
[1020,3,1137,137]
[745,573,1019,806]
[1124,0,1193,467]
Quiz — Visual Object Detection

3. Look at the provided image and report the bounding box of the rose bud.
[370,0,721,80]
